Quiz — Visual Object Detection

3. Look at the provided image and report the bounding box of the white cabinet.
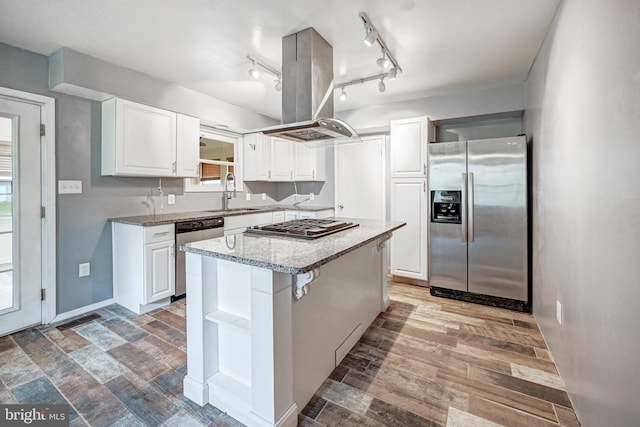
[112,223,175,314]
[243,134,325,182]
[284,209,334,220]
[223,212,274,236]
[390,116,434,178]
[176,113,201,177]
[272,211,285,223]
[390,179,428,282]
[243,133,271,181]
[294,144,326,181]
[102,97,199,178]
[270,138,295,181]
[389,116,434,283]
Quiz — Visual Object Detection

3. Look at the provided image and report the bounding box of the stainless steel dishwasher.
[174,217,224,300]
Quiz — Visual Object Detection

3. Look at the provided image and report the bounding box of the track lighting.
[339,86,347,102]
[376,49,390,69]
[388,68,397,81]
[246,55,281,91]
[248,59,260,79]
[378,77,386,93]
[363,23,378,46]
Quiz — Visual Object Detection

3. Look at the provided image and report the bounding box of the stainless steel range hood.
[256,28,360,145]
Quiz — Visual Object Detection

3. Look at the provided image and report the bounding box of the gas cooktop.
[245,218,358,240]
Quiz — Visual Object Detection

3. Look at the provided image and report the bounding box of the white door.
[270,138,293,181]
[389,116,428,178]
[144,240,175,304]
[335,135,385,220]
[0,98,42,335]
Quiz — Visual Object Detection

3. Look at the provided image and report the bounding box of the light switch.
[58,180,82,194]
[168,194,175,205]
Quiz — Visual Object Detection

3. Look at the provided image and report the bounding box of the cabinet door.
[270,138,294,181]
[116,99,177,176]
[390,178,428,281]
[390,117,429,178]
[294,143,315,180]
[285,211,299,221]
[244,133,271,181]
[144,240,175,303]
[176,114,200,177]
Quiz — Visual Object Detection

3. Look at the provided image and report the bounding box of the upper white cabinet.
[243,134,326,182]
[243,133,271,181]
[102,97,199,178]
[390,116,435,178]
[176,113,201,177]
[270,138,295,181]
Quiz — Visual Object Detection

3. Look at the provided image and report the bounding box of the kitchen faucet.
[222,170,236,210]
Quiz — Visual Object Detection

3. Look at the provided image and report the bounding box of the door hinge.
[40,206,46,218]
[40,124,45,137]
[41,289,46,301]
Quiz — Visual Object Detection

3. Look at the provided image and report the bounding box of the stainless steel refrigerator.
[428,136,528,310]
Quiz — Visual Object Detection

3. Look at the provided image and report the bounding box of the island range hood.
[257,28,360,145]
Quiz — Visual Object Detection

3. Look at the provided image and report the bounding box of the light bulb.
[364,26,378,46]
[249,68,259,79]
[339,87,347,101]
[376,50,390,69]
[378,78,386,93]
[388,68,397,80]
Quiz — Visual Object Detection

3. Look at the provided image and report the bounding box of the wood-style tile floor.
[0,281,581,426]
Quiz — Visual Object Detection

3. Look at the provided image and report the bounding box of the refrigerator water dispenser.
[431,190,462,224]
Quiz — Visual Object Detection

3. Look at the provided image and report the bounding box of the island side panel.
[183,252,219,405]
[292,240,385,411]
[249,268,297,427]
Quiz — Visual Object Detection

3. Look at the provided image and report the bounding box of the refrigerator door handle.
[468,172,475,243]
[461,173,467,243]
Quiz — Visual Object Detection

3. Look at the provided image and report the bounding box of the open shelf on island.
[205,310,251,333]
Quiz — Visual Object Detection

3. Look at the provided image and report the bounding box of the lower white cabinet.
[112,223,175,314]
[390,178,428,282]
[284,209,334,221]
[223,212,274,236]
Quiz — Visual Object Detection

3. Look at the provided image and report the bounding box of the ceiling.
[0,0,559,121]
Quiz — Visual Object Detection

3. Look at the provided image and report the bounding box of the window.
[184,127,243,192]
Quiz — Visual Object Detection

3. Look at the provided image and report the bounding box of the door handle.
[338,204,344,210]
[461,173,467,243]
[468,172,474,243]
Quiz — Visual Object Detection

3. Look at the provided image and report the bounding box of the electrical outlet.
[79,262,91,278]
[261,193,266,201]
[246,192,251,201]
[556,300,562,325]
[167,194,175,205]
[309,192,315,201]
[58,180,82,194]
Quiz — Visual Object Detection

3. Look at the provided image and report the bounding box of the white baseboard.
[48,298,116,324]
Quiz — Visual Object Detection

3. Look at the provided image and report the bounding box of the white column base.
[183,376,208,407]
[248,403,298,427]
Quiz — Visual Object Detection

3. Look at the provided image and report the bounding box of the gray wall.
[523,0,640,425]
[0,42,282,314]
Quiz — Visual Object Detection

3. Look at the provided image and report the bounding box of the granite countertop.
[109,204,334,226]
[180,219,406,274]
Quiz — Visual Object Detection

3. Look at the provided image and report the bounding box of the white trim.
[0,87,57,325]
[49,298,115,324]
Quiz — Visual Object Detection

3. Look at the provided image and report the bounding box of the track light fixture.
[378,77,386,93]
[248,59,260,79]
[246,55,282,91]
[388,67,398,81]
[339,86,347,101]
[376,48,390,69]
[363,23,378,46]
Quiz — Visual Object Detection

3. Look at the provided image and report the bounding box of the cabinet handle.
[290,171,293,180]
[313,170,315,180]
[268,170,271,179]
[172,161,177,174]
[153,231,172,237]
[423,163,427,176]
[423,180,426,193]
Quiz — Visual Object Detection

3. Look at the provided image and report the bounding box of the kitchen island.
[181,218,405,427]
